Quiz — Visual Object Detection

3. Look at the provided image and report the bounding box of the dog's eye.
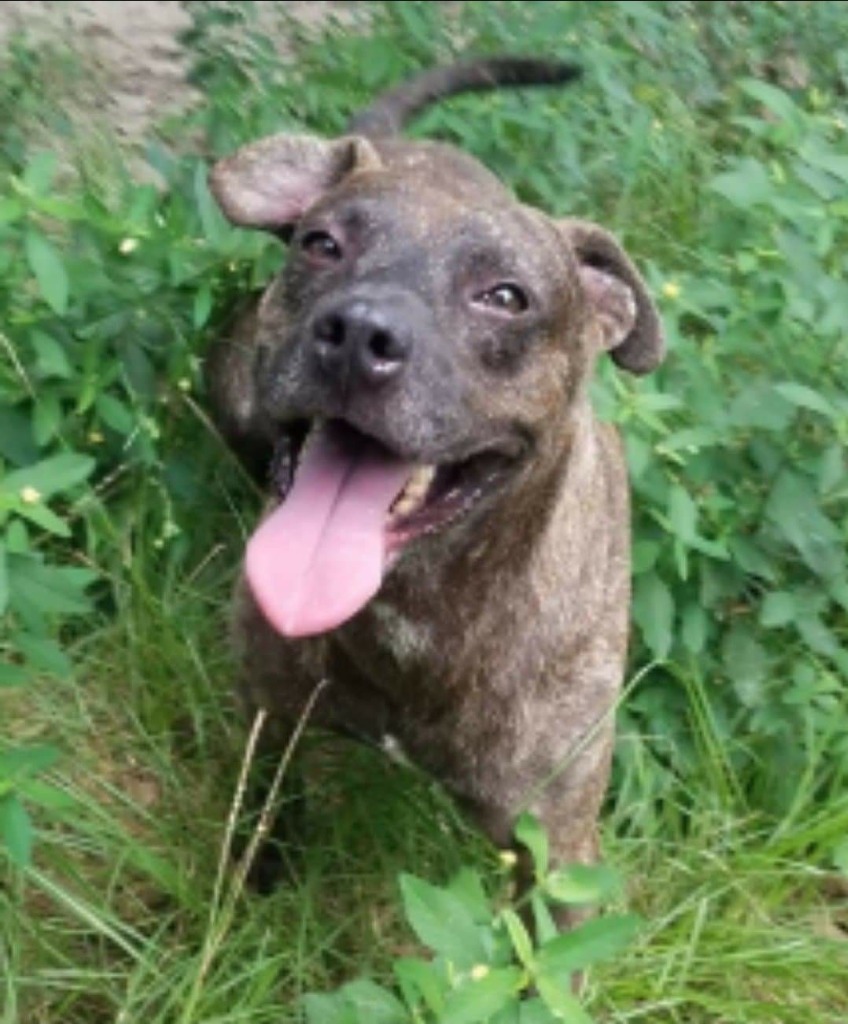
[300,230,343,263]
[475,283,529,315]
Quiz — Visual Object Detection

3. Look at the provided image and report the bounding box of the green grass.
[4,595,847,1022]
[2,1,848,1021]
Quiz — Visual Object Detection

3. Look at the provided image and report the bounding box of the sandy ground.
[0,1,337,147]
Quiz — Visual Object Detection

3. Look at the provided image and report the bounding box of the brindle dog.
[206,57,664,923]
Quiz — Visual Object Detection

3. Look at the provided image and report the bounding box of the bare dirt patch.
[0,1,338,148]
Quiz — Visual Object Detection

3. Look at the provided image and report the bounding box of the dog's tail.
[347,56,580,137]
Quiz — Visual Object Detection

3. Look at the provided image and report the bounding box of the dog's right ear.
[209,134,382,234]
[559,219,665,375]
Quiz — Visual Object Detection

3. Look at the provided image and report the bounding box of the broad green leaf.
[728,380,793,431]
[337,979,407,1024]
[773,382,835,417]
[16,501,71,539]
[766,470,843,578]
[519,998,560,1024]
[0,542,7,614]
[18,779,76,813]
[0,745,59,782]
[535,976,593,1024]
[710,158,773,207]
[544,863,620,906]
[15,633,73,679]
[728,538,778,583]
[796,617,848,674]
[681,602,708,654]
[833,838,848,876]
[530,893,558,946]
[667,484,698,544]
[6,520,29,554]
[633,393,683,413]
[25,230,69,315]
[759,591,796,628]
[32,395,63,447]
[448,867,491,924]
[7,557,96,618]
[797,137,848,183]
[657,426,720,456]
[22,151,58,195]
[633,572,674,660]
[0,406,38,466]
[501,908,534,969]
[624,435,651,479]
[687,534,730,561]
[829,578,848,614]
[0,792,34,867]
[739,78,800,122]
[722,627,768,708]
[194,160,228,246]
[193,281,214,328]
[1,453,95,500]
[399,874,487,967]
[31,330,72,379]
[632,539,659,574]
[394,957,444,1017]
[0,197,23,223]
[96,394,135,435]
[492,1004,522,1024]
[514,813,548,879]
[302,992,356,1024]
[818,444,846,496]
[536,914,641,977]
[441,966,522,1024]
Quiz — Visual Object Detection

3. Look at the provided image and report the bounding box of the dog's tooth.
[390,464,436,518]
[407,465,435,496]
[392,493,416,517]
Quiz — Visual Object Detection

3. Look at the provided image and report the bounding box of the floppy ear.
[560,219,664,374]
[209,133,382,233]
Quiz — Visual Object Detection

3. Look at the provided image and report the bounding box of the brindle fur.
[206,57,664,925]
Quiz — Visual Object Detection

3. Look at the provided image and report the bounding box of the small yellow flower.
[119,237,139,255]
[661,280,681,300]
[89,430,104,445]
[499,849,518,869]
[470,964,490,981]
[20,486,42,504]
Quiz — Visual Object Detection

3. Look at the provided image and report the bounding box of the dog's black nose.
[312,298,411,387]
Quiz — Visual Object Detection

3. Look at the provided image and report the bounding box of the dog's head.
[210,132,663,637]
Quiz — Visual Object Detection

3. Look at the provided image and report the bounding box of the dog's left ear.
[560,219,664,374]
[209,133,382,234]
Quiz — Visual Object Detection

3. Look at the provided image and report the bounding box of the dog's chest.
[368,600,436,671]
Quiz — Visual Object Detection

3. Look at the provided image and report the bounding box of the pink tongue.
[245,424,412,637]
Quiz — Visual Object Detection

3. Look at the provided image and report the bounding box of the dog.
[206,57,664,923]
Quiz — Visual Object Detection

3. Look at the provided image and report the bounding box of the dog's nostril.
[315,314,346,347]
[369,329,397,362]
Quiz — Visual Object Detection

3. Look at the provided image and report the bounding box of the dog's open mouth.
[245,418,517,639]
